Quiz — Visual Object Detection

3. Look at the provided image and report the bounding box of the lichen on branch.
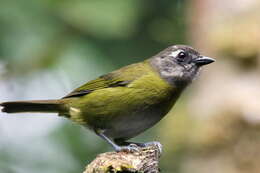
[83,144,161,173]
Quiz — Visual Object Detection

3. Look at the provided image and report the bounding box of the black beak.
[194,56,215,66]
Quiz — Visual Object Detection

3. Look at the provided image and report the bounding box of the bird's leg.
[122,141,163,154]
[95,130,139,152]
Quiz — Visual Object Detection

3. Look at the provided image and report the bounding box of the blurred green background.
[0,0,260,173]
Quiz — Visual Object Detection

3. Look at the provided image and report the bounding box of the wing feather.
[63,62,150,98]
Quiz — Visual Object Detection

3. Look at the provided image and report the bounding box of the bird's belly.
[103,108,167,140]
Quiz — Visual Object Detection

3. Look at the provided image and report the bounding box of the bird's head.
[150,45,215,87]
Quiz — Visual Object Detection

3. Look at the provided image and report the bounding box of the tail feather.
[0,100,63,113]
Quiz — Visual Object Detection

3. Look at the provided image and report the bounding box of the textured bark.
[83,144,161,173]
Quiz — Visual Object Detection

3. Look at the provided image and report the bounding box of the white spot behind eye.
[169,50,182,57]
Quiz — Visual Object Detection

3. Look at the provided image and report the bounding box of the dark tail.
[0,100,63,113]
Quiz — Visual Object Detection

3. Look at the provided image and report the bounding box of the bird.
[0,45,215,152]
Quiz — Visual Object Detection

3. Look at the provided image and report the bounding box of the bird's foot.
[135,141,163,154]
[115,143,140,153]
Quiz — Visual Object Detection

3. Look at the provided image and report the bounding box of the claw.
[115,144,140,153]
[137,141,163,154]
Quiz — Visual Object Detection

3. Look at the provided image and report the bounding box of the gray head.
[150,45,215,88]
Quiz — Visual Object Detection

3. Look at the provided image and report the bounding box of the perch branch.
[83,144,161,173]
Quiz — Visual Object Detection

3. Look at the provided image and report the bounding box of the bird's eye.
[177,51,187,61]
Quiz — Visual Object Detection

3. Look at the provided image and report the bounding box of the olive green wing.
[62,74,131,98]
[62,62,150,99]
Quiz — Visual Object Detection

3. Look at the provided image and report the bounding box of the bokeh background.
[0,0,260,173]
